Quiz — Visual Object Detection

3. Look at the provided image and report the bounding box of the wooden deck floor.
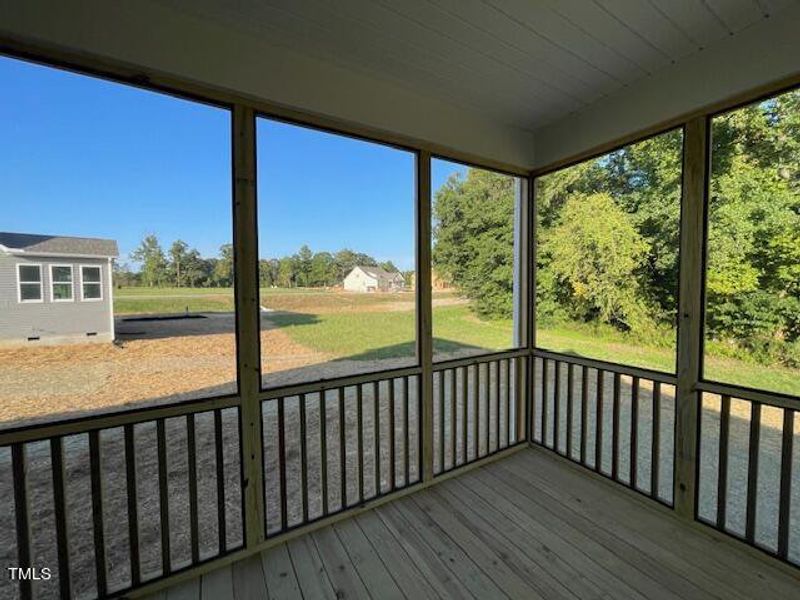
[153,448,800,600]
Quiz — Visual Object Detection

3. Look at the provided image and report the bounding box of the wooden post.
[528,174,538,444]
[515,177,530,442]
[674,116,708,519]
[233,105,265,546]
[417,151,434,482]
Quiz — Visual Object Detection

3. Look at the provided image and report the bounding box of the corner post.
[417,151,434,482]
[674,116,708,519]
[527,174,538,444]
[232,105,265,546]
[514,176,530,442]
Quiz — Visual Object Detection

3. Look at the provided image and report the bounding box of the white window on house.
[50,265,74,302]
[81,265,103,301]
[17,264,43,303]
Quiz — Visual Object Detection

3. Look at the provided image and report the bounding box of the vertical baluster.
[611,373,621,481]
[717,395,731,530]
[450,368,457,468]
[403,377,410,486]
[595,370,604,472]
[554,361,561,453]
[90,430,107,595]
[186,414,199,563]
[580,367,588,464]
[461,366,468,463]
[651,383,661,498]
[51,437,71,598]
[373,381,380,496]
[389,380,396,490]
[417,374,423,482]
[339,387,347,507]
[278,397,288,528]
[505,359,512,447]
[439,370,445,472]
[12,444,31,600]
[357,385,364,501]
[531,357,537,443]
[567,363,574,458]
[630,377,639,488]
[495,361,501,451]
[542,359,549,447]
[214,410,227,553]
[484,363,490,455]
[745,402,761,544]
[320,392,329,515]
[156,420,170,575]
[777,409,795,559]
[300,394,309,523]
[473,364,479,460]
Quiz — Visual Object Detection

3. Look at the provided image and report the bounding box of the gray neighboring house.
[0,232,118,346]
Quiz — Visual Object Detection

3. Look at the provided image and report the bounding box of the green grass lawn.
[112,287,800,396]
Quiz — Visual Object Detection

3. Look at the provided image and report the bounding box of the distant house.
[0,232,119,346]
[343,265,405,292]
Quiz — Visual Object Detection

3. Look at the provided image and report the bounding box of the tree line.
[116,237,404,289]
[433,88,800,368]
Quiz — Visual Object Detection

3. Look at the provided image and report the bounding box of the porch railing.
[1,400,244,600]
[432,350,528,476]
[531,350,676,506]
[697,383,798,567]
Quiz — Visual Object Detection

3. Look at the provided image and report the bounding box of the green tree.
[433,168,515,319]
[214,244,234,287]
[131,234,168,287]
[169,239,190,287]
[543,193,651,331]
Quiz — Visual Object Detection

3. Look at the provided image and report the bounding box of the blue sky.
[1,55,466,271]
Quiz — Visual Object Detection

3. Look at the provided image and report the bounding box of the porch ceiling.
[1,1,799,169]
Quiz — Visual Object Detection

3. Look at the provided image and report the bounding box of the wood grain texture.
[157,448,800,600]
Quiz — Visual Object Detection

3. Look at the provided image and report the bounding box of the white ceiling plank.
[595,0,698,59]
[653,0,729,48]
[703,0,766,32]
[545,0,672,73]
[477,0,648,84]
[157,0,556,127]
[371,0,593,106]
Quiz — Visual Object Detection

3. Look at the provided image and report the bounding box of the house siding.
[0,253,113,345]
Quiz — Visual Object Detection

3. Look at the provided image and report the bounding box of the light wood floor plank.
[200,565,234,600]
[407,492,561,600]
[500,451,793,599]
[152,449,800,600]
[449,473,659,600]
[333,519,405,599]
[353,511,442,600]
[388,499,510,599]
[432,482,609,599]
[286,534,336,600]
[262,544,303,600]
[231,553,268,600]
[165,577,200,600]
[498,454,755,599]
[376,503,474,599]
[311,527,371,600]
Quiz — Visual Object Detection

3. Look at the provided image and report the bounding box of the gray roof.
[0,232,118,258]
[356,265,404,280]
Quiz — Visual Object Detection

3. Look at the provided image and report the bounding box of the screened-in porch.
[1,2,799,599]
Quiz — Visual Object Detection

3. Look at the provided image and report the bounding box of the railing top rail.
[0,394,240,446]
[697,380,800,411]
[533,348,677,385]
[259,365,423,401]
[432,348,528,371]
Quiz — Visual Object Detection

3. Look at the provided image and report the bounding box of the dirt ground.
[0,295,469,429]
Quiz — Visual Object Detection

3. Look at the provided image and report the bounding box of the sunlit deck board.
[156,448,800,600]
